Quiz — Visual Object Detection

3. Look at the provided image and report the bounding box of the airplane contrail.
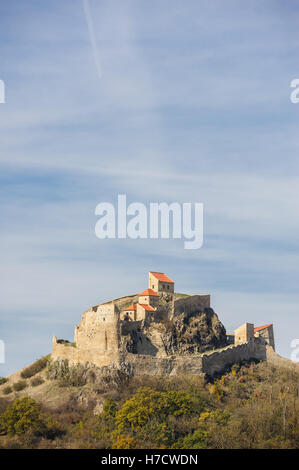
[82,0,102,79]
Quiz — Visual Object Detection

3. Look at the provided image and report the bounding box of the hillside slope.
[0,354,299,449]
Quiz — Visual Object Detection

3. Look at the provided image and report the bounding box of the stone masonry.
[52,272,276,377]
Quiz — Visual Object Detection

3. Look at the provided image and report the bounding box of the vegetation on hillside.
[0,360,298,449]
[20,356,49,379]
[0,397,63,439]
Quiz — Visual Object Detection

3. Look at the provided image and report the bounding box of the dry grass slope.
[0,358,299,449]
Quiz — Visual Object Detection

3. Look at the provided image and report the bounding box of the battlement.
[51,272,275,377]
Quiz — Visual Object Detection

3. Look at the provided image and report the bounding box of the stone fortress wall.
[52,330,273,378]
[53,301,121,368]
[123,338,269,377]
[52,293,213,368]
[51,272,279,378]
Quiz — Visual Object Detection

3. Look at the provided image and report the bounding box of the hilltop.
[50,272,278,379]
[1,271,298,449]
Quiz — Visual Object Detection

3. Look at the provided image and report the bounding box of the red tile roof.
[149,272,174,283]
[124,304,137,311]
[139,288,159,297]
[254,324,272,333]
[138,304,156,312]
[123,303,156,312]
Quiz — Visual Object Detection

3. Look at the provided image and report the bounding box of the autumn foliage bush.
[0,397,63,439]
[0,361,298,449]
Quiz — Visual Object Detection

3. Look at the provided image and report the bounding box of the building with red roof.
[124,304,137,311]
[121,272,174,322]
[231,322,275,350]
[148,271,175,294]
[121,301,157,322]
[139,288,159,297]
[254,323,275,349]
[138,288,160,308]
[139,304,156,312]
[254,324,272,333]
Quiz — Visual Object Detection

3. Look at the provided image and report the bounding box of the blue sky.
[0,0,299,375]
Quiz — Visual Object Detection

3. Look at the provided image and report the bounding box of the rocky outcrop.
[163,307,227,355]
[142,307,227,356]
[119,296,227,358]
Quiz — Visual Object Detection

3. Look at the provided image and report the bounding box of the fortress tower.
[148,271,174,294]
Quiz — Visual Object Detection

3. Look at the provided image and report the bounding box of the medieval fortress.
[52,272,276,377]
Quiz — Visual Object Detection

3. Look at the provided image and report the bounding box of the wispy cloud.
[82,0,102,79]
[0,0,299,375]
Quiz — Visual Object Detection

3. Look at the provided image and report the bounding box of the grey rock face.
[121,299,228,357]
[155,307,227,355]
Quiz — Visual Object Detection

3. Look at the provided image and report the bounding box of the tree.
[0,397,62,438]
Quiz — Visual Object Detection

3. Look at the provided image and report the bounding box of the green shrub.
[112,434,137,449]
[2,386,12,395]
[13,381,27,392]
[30,377,44,387]
[166,390,195,416]
[172,428,207,449]
[0,377,8,386]
[20,356,49,379]
[103,398,117,420]
[0,397,63,438]
[0,397,41,435]
[115,387,194,433]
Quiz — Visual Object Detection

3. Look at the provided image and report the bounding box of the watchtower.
[148,271,174,294]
